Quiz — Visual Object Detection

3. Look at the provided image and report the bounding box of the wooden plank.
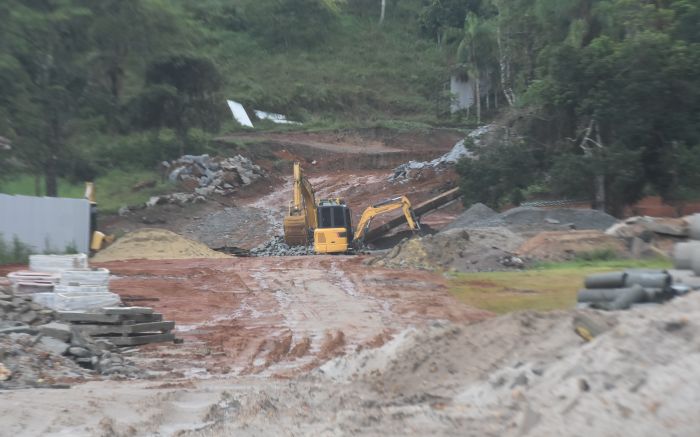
[57,312,163,324]
[73,321,174,336]
[103,333,176,346]
[103,307,154,315]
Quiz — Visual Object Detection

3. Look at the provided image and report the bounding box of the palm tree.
[458,13,497,124]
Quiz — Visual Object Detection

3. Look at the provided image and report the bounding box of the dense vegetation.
[0,0,447,195]
[1,0,699,217]
[451,0,700,215]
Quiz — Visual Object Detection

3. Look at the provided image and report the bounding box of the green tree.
[133,54,224,156]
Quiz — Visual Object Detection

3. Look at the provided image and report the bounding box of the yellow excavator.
[283,161,318,245]
[282,161,421,254]
[314,195,420,254]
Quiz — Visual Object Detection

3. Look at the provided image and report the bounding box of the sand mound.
[518,230,629,262]
[316,293,700,436]
[92,228,229,262]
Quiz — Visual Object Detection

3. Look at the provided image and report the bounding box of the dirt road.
[98,256,490,379]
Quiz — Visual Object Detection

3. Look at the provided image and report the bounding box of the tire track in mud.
[103,257,490,379]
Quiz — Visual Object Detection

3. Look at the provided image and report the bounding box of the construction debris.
[250,237,314,256]
[58,307,175,347]
[390,125,494,182]
[144,154,265,207]
[577,269,683,310]
[0,284,142,388]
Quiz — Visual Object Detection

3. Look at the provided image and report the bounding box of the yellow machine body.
[313,228,350,254]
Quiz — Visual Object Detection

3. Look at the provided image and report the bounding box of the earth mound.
[92,228,229,262]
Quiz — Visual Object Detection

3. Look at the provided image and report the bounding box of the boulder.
[38,322,72,342]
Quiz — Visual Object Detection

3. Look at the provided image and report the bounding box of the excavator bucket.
[283,215,309,246]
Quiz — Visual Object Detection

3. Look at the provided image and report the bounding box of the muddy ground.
[96,256,489,379]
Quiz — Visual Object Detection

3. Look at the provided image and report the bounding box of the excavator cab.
[314,199,354,254]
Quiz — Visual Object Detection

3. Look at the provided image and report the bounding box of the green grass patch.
[0,170,173,214]
[448,258,673,314]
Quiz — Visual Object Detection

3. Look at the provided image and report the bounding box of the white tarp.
[254,110,302,125]
[227,100,254,128]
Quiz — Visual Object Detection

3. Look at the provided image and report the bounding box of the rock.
[118,206,131,217]
[38,322,72,342]
[68,347,91,358]
[37,337,69,356]
[0,325,38,335]
[0,292,11,300]
[19,310,37,324]
[0,363,11,381]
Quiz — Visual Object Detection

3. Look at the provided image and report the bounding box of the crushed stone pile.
[0,284,139,388]
[92,228,229,262]
[441,202,498,231]
[465,206,618,234]
[250,237,314,257]
[368,227,526,272]
[312,293,700,436]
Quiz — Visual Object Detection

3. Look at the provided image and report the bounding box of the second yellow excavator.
[314,195,420,254]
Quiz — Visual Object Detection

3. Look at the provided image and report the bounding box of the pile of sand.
[92,228,229,262]
[312,293,700,436]
[518,230,630,262]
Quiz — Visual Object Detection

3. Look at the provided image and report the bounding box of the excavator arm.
[284,161,318,245]
[354,196,420,245]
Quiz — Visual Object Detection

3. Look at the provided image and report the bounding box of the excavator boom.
[283,161,318,246]
[354,196,420,245]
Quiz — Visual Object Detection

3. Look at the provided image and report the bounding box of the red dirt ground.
[94,256,491,379]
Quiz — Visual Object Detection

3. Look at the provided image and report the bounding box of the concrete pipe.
[624,269,671,290]
[673,242,700,270]
[578,286,640,303]
[691,247,700,277]
[584,272,628,289]
[590,284,646,311]
[689,214,700,240]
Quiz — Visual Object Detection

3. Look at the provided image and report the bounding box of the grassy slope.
[0,170,170,213]
[448,259,673,314]
[207,10,447,126]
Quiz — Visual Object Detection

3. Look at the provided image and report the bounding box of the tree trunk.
[496,26,516,106]
[45,157,58,197]
[475,75,481,124]
[379,0,386,25]
[594,175,606,211]
[34,174,41,196]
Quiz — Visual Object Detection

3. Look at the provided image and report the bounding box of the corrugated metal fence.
[0,194,90,254]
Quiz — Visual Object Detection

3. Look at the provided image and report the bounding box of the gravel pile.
[445,205,618,236]
[441,203,498,232]
[250,237,314,256]
[368,227,526,272]
[0,284,140,387]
